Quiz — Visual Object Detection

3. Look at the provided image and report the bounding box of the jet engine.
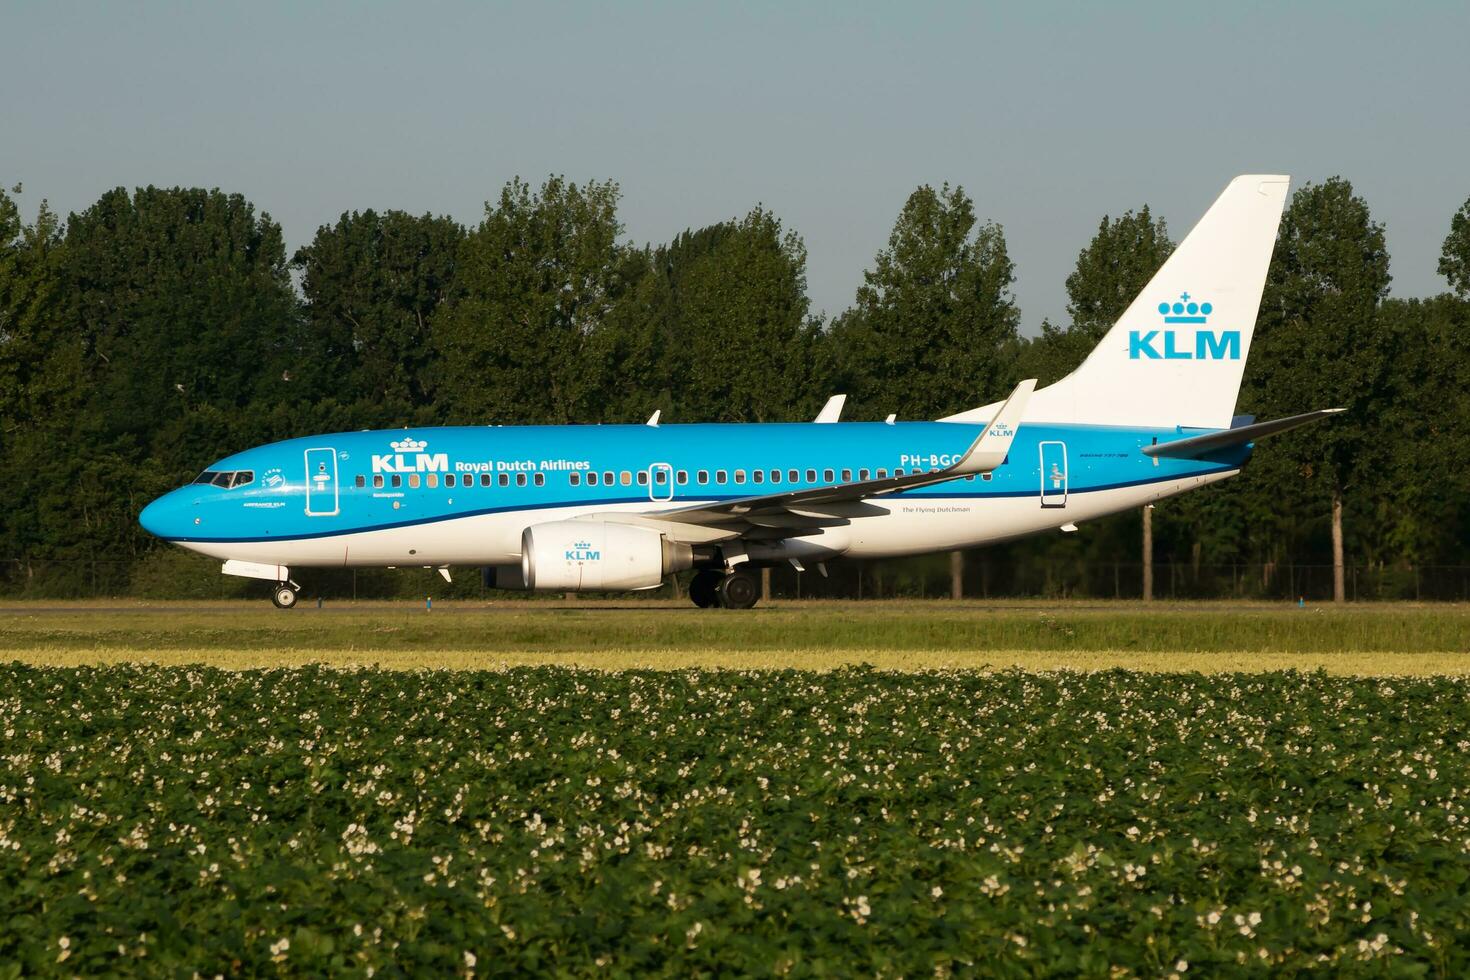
[521,521,693,591]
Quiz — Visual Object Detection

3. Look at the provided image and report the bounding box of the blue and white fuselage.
[139,419,1245,567]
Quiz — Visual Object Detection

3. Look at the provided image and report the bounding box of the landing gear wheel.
[717,569,760,610]
[271,583,299,609]
[689,570,721,608]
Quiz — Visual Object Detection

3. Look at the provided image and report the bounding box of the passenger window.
[445,474,456,488]
[620,471,632,486]
[513,473,524,487]
[676,470,688,485]
[805,469,816,483]
[355,475,365,488]
[427,474,438,489]
[823,469,834,483]
[654,470,667,484]
[391,475,402,488]
[859,469,870,481]
[734,470,745,484]
[480,474,492,487]
[715,470,727,484]
[604,471,614,486]
[877,469,888,479]
[637,471,648,486]
[895,468,905,476]
[587,471,598,486]
[770,469,781,484]
[499,473,509,487]
[534,473,545,487]
[789,469,799,483]
[752,470,763,484]
[982,472,993,482]
[409,474,421,489]
[697,470,709,484]
[841,469,852,482]
[570,472,580,486]
[373,474,384,489]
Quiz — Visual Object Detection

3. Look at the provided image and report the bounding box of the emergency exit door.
[304,447,339,516]
[1039,441,1068,508]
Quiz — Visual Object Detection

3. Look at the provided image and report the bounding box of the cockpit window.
[193,469,254,490]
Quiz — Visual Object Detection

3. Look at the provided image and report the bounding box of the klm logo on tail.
[1129,293,1240,360]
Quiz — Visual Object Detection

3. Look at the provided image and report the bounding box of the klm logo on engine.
[566,540,600,562]
[1129,293,1240,361]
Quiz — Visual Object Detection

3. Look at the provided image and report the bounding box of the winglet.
[646,409,661,427]
[814,395,846,423]
[952,379,1036,474]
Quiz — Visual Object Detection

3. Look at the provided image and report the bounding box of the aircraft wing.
[643,379,1035,529]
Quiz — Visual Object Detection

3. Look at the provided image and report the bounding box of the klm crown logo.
[1158,292,1213,324]
[565,539,601,562]
[372,436,448,473]
[1129,292,1239,361]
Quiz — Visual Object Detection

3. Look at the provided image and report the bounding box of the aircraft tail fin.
[943,175,1290,430]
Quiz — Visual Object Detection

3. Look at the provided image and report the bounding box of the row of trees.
[2,174,1468,597]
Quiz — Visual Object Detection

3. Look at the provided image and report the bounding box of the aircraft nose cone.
[139,491,187,539]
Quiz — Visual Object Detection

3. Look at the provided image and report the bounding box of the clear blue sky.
[4,1,1467,333]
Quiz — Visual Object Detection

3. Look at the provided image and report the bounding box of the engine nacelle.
[521,521,693,592]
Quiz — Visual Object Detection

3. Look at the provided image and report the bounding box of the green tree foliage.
[433,177,631,424]
[1439,196,1470,296]
[1018,207,1174,385]
[829,184,1020,420]
[616,209,820,422]
[2,186,303,590]
[293,210,465,421]
[1240,179,1391,540]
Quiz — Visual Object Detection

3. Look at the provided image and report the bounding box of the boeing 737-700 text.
[140,175,1339,609]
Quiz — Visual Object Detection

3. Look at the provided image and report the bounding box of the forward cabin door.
[648,462,674,502]
[304,447,340,516]
[1039,441,1068,508]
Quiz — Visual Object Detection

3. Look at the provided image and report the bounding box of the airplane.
[139,174,1340,609]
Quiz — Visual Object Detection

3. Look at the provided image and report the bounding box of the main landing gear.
[688,568,760,610]
[271,582,301,609]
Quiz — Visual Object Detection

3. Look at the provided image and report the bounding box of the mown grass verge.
[2,600,1469,662]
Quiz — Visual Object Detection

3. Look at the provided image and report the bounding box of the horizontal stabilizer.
[1143,409,1345,459]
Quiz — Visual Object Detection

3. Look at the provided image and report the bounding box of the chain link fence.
[5,554,1470,602]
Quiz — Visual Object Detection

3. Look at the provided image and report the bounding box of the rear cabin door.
[1039,440,1068,508]
[304,447,340,516]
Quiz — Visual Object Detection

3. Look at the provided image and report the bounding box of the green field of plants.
[3,663,1468,975]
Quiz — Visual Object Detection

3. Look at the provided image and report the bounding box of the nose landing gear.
[688,568,760,609]
[271,583,300,609]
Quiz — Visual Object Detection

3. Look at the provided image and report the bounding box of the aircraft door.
[648,462,674,502]
[305,447,340,516]
[1039,441,1067,508]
